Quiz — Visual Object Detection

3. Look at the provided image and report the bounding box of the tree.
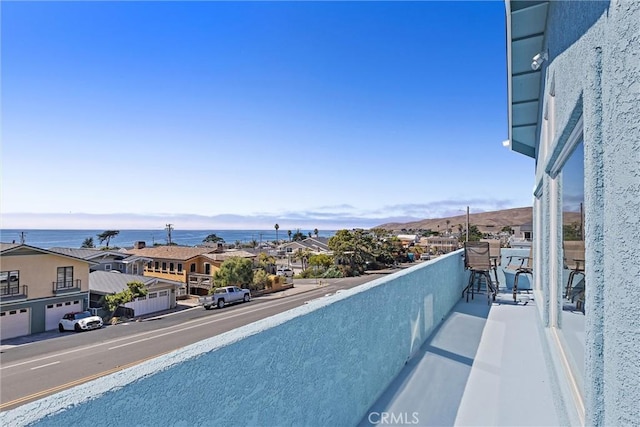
[203,234,224,243]
[287,230,292,242]
[292,229,305,241]
[213,257,254,288]
[314,228,319,238]
[103,281,148,313]
[274,223,280,243]
[81,237,95,248]
[97,230,119,248]
[468,225,483,241]
[293,248,313,271]
[446,219,451,235]
[501,226,514,234]
[328,229,376,275]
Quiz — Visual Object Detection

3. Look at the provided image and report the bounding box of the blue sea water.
[0,229,336,249]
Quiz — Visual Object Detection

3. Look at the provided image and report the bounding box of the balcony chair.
[504,246,533,303]
[563,240,585,301]
[481,239,502,287]
[463,241,497,305]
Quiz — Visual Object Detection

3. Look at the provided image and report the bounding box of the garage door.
[125,290,170,317]
[1,308,30,339]
[45,300,81,330]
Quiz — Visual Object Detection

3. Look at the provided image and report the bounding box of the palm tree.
[81,237,94,248]
[314,228,319,238]
[288,230,292,242]
[97,230,119,248]
[274,223,280,243]
[446,219,451,235]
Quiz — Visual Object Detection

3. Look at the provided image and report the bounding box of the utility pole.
[165,224,174,245]
[19,232,27,244]
[466,206,470,242]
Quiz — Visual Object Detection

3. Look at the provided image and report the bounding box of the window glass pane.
[559,140,585,392]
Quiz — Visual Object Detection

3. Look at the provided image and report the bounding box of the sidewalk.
[361,291,560,426]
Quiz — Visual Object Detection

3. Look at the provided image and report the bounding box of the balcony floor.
[361,290,560,426]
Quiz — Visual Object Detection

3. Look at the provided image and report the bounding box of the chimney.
[216,243,224,252]
[134,241,146,249]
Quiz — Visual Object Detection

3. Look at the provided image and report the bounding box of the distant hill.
[375,207,533,233]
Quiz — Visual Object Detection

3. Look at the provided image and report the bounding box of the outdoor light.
[502,139,511,148]
[531,51,548,70]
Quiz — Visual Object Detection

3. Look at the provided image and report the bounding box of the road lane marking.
[1,286,335,371]
[0,351,173,411]
[106,288,337,350]
[29,361,60,371]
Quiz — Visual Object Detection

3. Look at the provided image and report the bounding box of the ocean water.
[0,229,336,249]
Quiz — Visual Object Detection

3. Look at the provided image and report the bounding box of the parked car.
[59,311,103,332]
[199,286,251,310]
[276,267,294,277]
[419,253,431,261]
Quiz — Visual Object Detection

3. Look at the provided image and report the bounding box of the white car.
[59,311,103,332]
[276,267,294,277]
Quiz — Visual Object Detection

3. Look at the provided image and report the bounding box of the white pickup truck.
[200,286,251,310]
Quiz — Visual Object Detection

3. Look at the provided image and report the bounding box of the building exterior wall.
[1,253,90,299]
[529,1,639,425]
[1,252,467,425]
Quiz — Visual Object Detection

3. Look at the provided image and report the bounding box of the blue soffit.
[506,0,549,159]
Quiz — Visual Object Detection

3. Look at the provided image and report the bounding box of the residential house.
[48,247,152,275]
[89,271,182,317]
[423,235,459,254]
[123,242,256,296]
[278,237,330,257]
[1,243,94,340]
[395,234,419,247]
[505,0,639,423]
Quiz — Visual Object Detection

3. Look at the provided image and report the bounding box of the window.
[177,263,183,273]
[204,263,211,275]
[149,293,157,299]
[133,264,139,275]
[559,139,585,391]
[162,262,167,271]
[190,263,196,273]
[56,267,74,289]
[105,264,112,271]
[159,290,168,297]
[169,263,175,272]
[154,262,159,271]
[0,270,20,296]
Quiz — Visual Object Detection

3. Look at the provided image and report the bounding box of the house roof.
[280,237,330,252]
[201,250,256,261]
[506,0,550,158]
[0,243,97,264]
[89,271,183,295]
[124,246,216,261]
[48,247,128,261]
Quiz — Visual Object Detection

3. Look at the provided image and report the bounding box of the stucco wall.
[533,1,640,425]
[2,251,467,426]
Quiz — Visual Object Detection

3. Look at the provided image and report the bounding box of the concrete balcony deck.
[360,290,560,426]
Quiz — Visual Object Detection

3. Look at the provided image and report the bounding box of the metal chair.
[463,241,497,305]
[563,240,585,300]
[481,239,502,287]
[504,246,533,303]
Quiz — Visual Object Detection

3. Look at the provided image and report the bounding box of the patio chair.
[481,239,502,287]
[504,246,533,303]
[563,240,585,300]
[463,241,496,305]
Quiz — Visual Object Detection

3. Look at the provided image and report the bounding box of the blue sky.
[1,1,534,230]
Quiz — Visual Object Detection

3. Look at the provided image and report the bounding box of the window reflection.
[560,140,585,392]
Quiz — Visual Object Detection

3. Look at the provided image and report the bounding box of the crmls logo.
[368,412,420,425]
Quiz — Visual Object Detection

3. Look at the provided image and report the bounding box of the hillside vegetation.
[376,207,533,233]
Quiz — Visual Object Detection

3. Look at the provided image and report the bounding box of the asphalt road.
[0,275,383,411]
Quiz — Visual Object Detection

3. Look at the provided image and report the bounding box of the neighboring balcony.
[187,273,214,293]
[52,279,82,294]
[0,284,28,302]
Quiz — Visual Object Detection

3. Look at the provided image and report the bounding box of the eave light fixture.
[531,51,548,70]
